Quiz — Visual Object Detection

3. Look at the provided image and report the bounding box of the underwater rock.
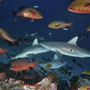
[37,71,45,80]
[49,83,57,90]
[80,74,90,80]
[68,76,90,90]
[0,78,24,90]
[47,71,69,90]
[77,77,90,86]
[0,72,58,90]
[67,76,79,90]
[36,72,58,90]
[70,76,79,88]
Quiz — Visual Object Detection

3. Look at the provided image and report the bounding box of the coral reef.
[0,72,58,90]
[77,77,90,86]
[67,76,90,90]
[0,78,24,90]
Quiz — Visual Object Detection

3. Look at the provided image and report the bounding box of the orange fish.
[0,72,6,81]
[0,28,16,43]
[0,28,28,46]
[0,48,8,56]
[12,6,43,22]
[87,25,90,31]
[68,0,90,14]
[78,86,90,90]
[10,58,39,72]
[0,0,2,2]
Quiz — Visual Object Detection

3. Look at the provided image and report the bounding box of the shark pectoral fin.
[54,51,62,60]
[54,51,65,64]
[44,64,52,70]
[32,38,39,45]
[67,36,78,45]
[53,54,58,60]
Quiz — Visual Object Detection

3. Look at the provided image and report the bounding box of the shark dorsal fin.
[67,36,78,45]
[53,54,58,60]
[32,38,39,45]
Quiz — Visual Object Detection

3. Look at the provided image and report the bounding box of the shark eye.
[70,49,76,53]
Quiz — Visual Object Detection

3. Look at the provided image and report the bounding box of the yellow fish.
[68,0,90,14]
[78,86,90,90]
[82,71,90,75]
[44,64,52,70]
[48,21,72,30]
[87,25,90,31]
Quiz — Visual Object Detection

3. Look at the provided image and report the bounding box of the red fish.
[0,48,8,56]
[68,0,90,14]
[10,58,39,72]
[0,72,6,81]
[0,0,2,2]
[0,28,27,46]
[12,6,43,22]
[0,28,16,43]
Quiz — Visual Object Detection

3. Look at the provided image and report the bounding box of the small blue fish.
[34,5,39,8]
[63,28,68,31]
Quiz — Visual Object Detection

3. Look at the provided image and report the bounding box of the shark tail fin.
[53,51,62,60]
[53,54,58,60]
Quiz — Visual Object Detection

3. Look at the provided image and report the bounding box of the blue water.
[0,0,90,89]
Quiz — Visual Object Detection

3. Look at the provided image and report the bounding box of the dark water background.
[0,0,90,81]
